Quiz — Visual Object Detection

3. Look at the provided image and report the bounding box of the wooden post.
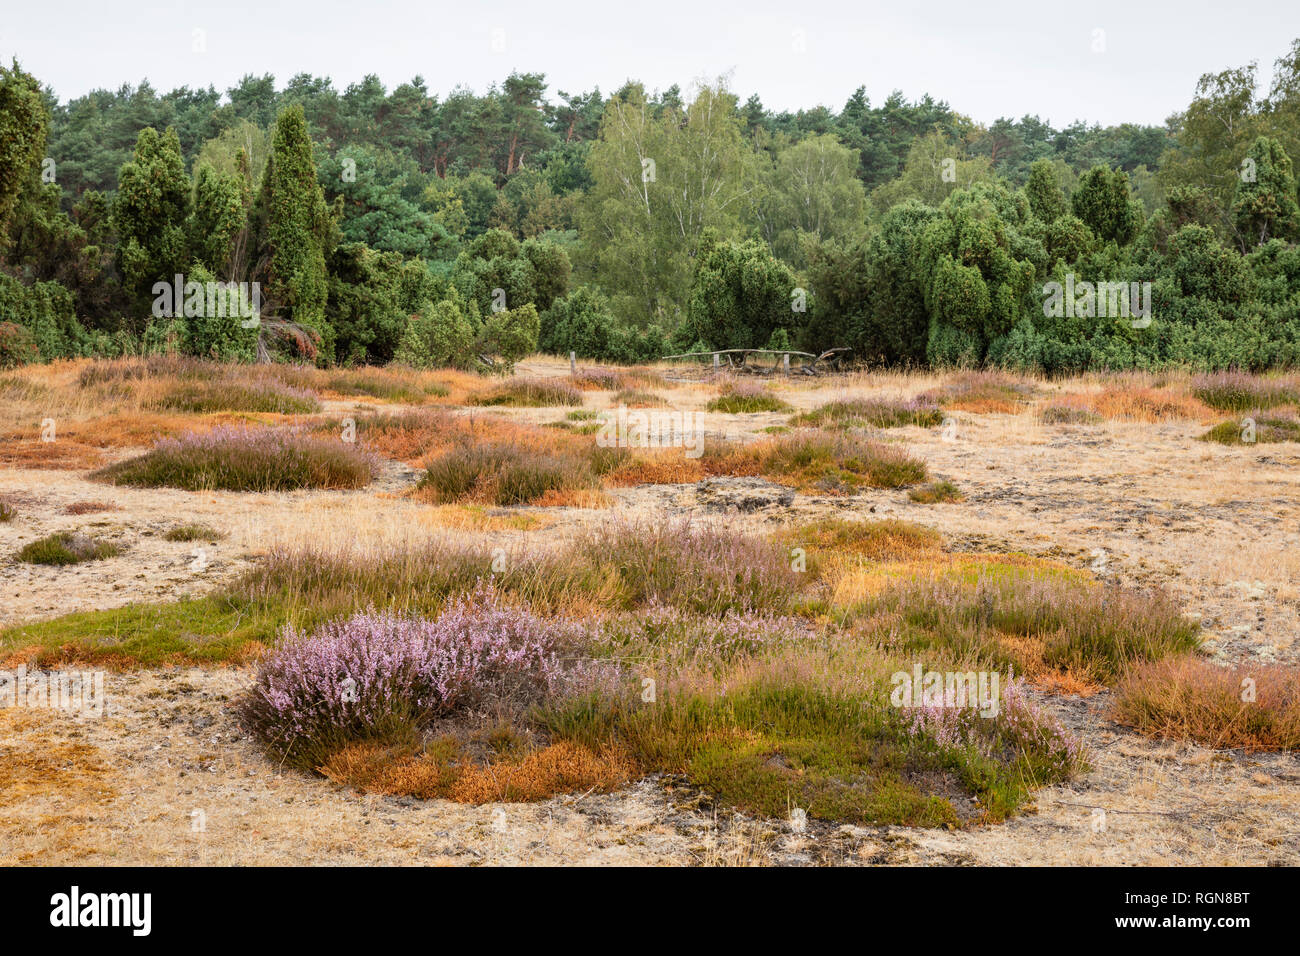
[713,353,720,370]
[569,351,576,375]
[783,352,790,374]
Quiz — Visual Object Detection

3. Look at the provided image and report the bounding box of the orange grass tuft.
[320,739,636,802]
[1112,656,1300,751]
[1054,387,1213,423]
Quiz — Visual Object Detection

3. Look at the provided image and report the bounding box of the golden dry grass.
[320,739,636,803]
[1113,657,1300,751]
[1053,384,1213,423]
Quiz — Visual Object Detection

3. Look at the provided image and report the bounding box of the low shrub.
[63,500,119,515]
[868,573,1200,684]
[706,381,793,414]
[469,378,582,407]
[1056,386,1209,422]
[235,519,810,623]
[909,480,965,503]
[1201,413,1300,445]
[792,397,943,429]
[611,388,667,407]
[0,496,15,522]
[419,440,608,506]
[1039,404,1103,425]
[163,523,225,542]
[155,379,320,415]
[1112,657,1300,751]
[750,430,927,491]
[17,532,121,565]
[237,584,606,771]
[92,426,377,492]
[1192,371,1299,412]
[920,371,1033,413]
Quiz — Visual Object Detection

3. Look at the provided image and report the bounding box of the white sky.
[2,0,1298,127]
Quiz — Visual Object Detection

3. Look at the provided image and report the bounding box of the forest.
[3,39,1300,372]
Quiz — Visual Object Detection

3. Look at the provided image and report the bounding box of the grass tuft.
[792,397,942,429]
[92,426,377,492]
[469,378,583,407]
[1113,657,1300,751]
[163,523,225,542]
[16,532,121,566]
[707,381,793,414]
[909,480,965,504]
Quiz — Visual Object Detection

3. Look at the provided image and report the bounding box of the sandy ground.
[2,363,1299,865]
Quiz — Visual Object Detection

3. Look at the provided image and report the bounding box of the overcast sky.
[3,0,1298,127]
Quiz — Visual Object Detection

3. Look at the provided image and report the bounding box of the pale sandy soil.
[2,360,1298,865]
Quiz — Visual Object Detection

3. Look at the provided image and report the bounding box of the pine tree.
[1232,136,1300,247]
[0,60,47,235]
[256,105,336,360]
[112,127,191,319]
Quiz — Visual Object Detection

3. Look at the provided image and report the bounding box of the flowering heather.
[904,677,1086,781]
[792,396,943,429]
[571,367,623,390]
[1192,371,1300,412]
[576,519,807,615]
[92,425,377,491]
[238,584,614,770]
[595,603,810,669]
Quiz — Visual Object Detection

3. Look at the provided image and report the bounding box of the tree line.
[2,42,1300,372]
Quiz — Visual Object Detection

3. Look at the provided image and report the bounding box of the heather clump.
[594,603,811,670]
[904,677,1087,784]
[792,396,942,429]
[706,380,793,413]
[1201,412,1300,445]
[238,584,613,770]
[92,425,378,491]
[574,520,806,615]
[873,572,1200,683]
[919,371,1033,413]
[748,429,927,490]
[1113,657,1300,751]
[1192,371,1299,412]
[469,378,582,407]
[419,438,616,505]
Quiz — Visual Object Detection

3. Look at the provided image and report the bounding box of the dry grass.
[1113,657,1300,751]
[321,739,635,803]
[571,366,670,392]
[1053,385,1212,423]
[63,500,120,515]
[0,711,116,810]
[609,431,927,492]
[920,371,1035,414]
[414,504,553,532]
